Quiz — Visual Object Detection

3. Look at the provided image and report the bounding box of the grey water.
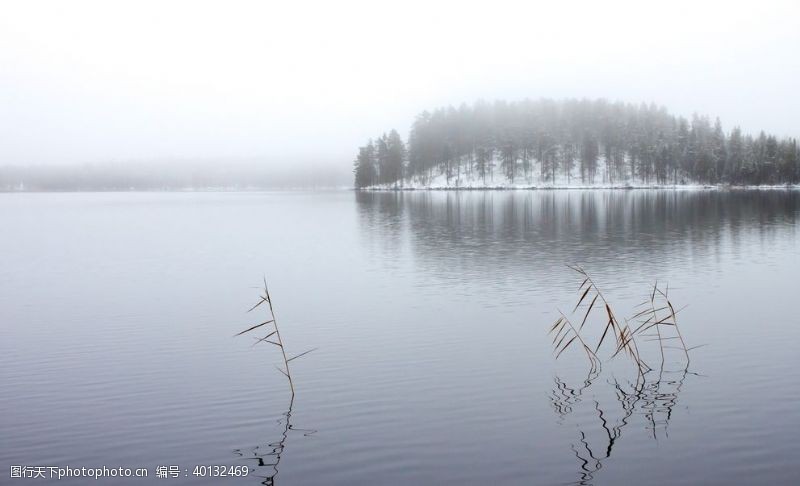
[1,190,798,485]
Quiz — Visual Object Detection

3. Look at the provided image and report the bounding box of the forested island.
[353,99,799,189]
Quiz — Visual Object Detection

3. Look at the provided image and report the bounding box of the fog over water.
[1,0,799,185]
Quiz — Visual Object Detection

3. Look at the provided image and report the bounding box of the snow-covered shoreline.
[362,172,800,191]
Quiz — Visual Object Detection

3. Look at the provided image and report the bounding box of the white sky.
[1,0,798,166]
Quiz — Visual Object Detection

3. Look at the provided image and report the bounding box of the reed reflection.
[550,366,695,485]
[233,396,316,486]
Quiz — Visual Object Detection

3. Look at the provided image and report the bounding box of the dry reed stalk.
[236,277,316,396]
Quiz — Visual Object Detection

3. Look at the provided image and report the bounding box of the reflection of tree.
[550,367,693,485]
[233,396,316,486]
[356,190,799,283]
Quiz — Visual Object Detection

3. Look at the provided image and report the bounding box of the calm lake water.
[1,190,799,485]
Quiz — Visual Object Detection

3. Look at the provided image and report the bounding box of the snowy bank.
[362,171,800,191]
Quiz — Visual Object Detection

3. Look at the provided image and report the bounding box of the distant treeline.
[353,99,799,187]
[0,160,350,191]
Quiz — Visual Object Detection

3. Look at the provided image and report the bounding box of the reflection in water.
[356,190,799,285]
[233,396,316,485]
[550,367,693,485]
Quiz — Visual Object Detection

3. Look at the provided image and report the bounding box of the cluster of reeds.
[549,266,697,378]
[235,278,316,396]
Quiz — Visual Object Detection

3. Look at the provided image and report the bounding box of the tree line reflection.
[356,190,798,283]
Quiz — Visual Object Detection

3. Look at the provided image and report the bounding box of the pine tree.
[353,141,377,188]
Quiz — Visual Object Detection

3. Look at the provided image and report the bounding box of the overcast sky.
[1,0,798,167]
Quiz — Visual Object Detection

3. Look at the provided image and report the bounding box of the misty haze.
[2,1,799,486]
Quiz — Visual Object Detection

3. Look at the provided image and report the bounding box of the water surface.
[1,190,798,485]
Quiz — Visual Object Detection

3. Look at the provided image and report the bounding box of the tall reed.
[236,277,316,396]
